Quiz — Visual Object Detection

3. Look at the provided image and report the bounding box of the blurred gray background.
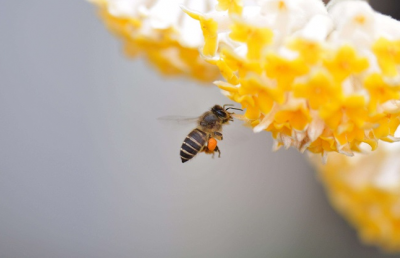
[0,0,399,257]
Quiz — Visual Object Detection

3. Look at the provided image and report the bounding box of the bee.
[180,104,242,163]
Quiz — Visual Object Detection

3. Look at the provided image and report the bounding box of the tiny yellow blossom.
[273,104,312,131]
[323,45,369,82]
[308,130,337,154]
[293,72,341,110]
[371,114,400,142]
[211,59,240,85]
[243,104,261,120]
[288,38,324,65]
[373,38,400,77]
[230,21,274,60]
[184,10,219,57]
[240,77,276,113]
[364,73,400,112]
[319,95,368,130]
[264,54,309,91]
[216,0,243,15]
[220,48,263,78]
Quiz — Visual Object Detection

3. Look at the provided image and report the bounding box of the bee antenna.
[223,104,234,109]
[226,107,243,111]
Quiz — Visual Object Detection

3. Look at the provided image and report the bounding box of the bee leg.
[215,146,221,158]
[203,146,215,158]
[214,132,223,140]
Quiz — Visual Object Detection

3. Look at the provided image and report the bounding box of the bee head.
[211,105,228,119]
[211,104,243,123]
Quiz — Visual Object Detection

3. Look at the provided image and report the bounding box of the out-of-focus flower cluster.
[89,0,220,82]
[89,0,400,252]
[312,143,400,252]
[185,0,400,159]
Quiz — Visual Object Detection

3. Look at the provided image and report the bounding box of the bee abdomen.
[180,129,207,163]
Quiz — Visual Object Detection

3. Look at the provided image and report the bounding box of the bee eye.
[216,110,227,118]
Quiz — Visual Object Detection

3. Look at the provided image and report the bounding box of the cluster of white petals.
[89,0,221,81]
[93,0,213,47]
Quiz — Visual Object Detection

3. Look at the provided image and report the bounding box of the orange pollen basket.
[207,138,218,151]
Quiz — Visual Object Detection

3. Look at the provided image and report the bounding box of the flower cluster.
[185,0,400,158]
[312,143,400,252]
[89,0,220,82]
[88,0,400,252]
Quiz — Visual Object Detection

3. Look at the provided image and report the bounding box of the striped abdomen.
[180,129,207,163]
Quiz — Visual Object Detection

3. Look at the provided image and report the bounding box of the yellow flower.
[293,72,341,110]
[273,103,311,131]
[216,0,242,15]
[373,38,400,77]
[323,45,369,82]
[308,129,337,154]
[364,73,400,112]
[183,9,219,57]
[210,59,239,85]
[319,95,368,131]
[219,48,263,80]
[89,0,220,82]
[264,54,309,91]
[230,21,273,60]
[311,144,400,252]
[371,114,400,143]
[287,38,324,65]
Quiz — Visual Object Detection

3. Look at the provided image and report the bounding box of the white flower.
[89,0,220,82]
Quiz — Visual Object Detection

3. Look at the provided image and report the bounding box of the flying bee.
[179,104,242,163]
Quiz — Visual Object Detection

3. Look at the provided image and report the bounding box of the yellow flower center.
[278,1,286,11]
[354,15,366,25]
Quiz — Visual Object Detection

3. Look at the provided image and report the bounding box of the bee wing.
[157,116,199,126]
